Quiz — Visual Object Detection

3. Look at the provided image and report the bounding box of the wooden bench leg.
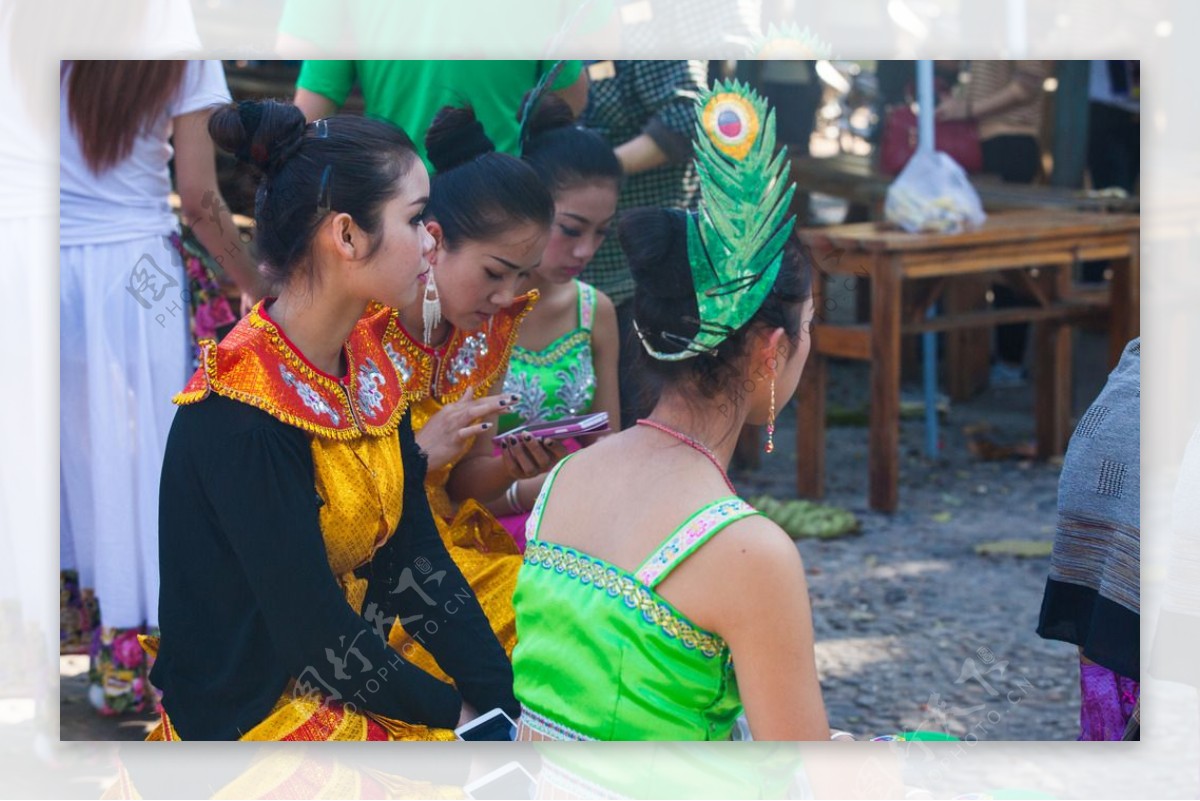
[869,255,902,513]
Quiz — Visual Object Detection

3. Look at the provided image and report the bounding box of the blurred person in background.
[59,60,266,716]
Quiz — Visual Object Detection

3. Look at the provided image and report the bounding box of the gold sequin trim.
[512,329,590,368]
[524,541,726,659]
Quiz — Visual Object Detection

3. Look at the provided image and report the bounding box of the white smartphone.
[463,761,536,800]
[454,707,518,741]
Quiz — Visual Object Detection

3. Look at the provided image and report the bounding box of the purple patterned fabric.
[1079,660,1139,740]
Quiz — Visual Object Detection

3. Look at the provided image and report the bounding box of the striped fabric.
[963,61,1052,139]
[1037,338,1140,681]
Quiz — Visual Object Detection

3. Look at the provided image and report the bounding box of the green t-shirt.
[296,60,584,168]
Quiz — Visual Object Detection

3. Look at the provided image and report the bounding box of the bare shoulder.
[593,287,617,315]
[701,512,806,584]
[655,510,811,636]
[705,514,814,640]
[592,288,618,329]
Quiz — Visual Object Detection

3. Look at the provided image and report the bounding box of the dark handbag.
[879,104,983,175]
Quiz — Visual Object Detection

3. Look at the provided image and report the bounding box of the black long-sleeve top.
[150,393,516,740]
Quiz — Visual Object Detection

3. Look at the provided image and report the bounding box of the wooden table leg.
[869,254,902,513]
[796,349,826,499]
[1034,320,1072,458]
[1108,234,1140,365]
[944,275,991,401]
[797,271,826,499]
[1034,265,1073,458]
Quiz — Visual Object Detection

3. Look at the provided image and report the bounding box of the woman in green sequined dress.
[490,95,622,548]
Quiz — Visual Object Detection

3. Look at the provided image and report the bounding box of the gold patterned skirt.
[139,636,456,742]
[388,498,521,681]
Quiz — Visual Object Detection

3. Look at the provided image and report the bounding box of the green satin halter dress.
[511,456,762,740]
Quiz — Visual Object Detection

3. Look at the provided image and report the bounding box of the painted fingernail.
[498,399,508,407]
[509,395,520,402]
[523,433,532,441]
[481,422,492,430]
[541,438,552,448]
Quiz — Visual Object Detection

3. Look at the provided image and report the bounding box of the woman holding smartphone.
[487,94,623,549]
[511,83,831,740]
[150,100,516,740]
[380,105,566,676]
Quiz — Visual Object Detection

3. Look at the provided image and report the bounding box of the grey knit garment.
[1049,338,1140,615]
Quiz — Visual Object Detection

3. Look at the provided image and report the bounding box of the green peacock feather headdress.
[635,79,797,361]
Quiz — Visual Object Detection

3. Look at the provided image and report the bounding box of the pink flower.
[111,631,145,669]
[184,254,206,283]
[194,299,236,339]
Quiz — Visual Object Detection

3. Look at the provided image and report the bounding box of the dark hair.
[66,61,187,173]
[209,100,420,284]
[622,207,812,401]
[424,106,554,249]
[522,94,622,195]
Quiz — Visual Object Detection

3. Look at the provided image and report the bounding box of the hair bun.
[624,207,700,358]
[208,99,306,174]
[622,207,694,300]
[523,92,575,142]
[425,106,496,173]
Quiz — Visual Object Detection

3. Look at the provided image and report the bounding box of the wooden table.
[790,154,1141,215]
[794,209,1140,513]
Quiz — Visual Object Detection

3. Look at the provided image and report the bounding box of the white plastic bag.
[884,149,987,234]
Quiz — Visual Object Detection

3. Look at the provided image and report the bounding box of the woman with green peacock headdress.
[509,81,830,740]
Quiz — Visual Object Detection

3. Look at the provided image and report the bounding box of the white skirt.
[60,233,190,629]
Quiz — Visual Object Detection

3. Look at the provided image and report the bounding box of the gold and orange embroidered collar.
[174,302,423,440]
[382,290,538,405]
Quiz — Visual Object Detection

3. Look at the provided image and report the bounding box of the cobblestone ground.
[59,324,1117,748]
[731,330,1115,743]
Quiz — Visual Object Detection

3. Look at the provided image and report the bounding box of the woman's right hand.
[457,700,479,728]
[415,388,515,472]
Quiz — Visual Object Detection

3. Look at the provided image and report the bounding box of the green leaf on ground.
[931,511,953,523]
[750,496,861,540]
[974,539,1053,558]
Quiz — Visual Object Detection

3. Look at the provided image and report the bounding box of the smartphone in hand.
[492,412,610,446]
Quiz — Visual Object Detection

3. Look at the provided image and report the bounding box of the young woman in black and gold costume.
[149,100,517,740]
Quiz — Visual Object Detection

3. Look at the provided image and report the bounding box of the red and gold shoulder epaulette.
[380,290,539,405]
[173,301,424,440]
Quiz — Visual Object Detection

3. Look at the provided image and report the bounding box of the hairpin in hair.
[316,165,333,214]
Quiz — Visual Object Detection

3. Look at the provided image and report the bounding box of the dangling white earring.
[422,265,442,345]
